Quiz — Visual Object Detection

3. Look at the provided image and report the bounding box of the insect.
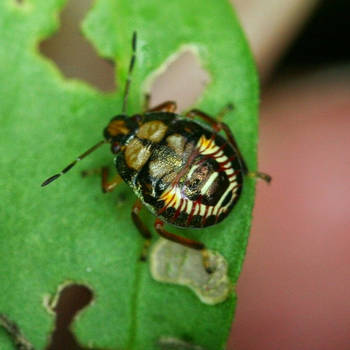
[42,32,271,273]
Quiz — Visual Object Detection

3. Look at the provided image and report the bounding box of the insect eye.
[111,142,121,154]
[132,114,143,125]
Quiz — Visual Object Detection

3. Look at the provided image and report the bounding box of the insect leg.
[41,139,106,187]
[154,219,213,273]
[100,167,123,192]
[81,166,122,192]
[121,31,137,114]
[143,93,151,111]
[186,106,247,170]
[145,99,177,113]
[186,105,239,143]
[132,200,152,261]
[220,123,271,182]
[186,107,271,183]
[186,104,233,128]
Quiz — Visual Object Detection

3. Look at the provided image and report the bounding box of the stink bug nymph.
[42,32,271,273]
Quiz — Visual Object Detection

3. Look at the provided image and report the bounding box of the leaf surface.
[0,0,259,349]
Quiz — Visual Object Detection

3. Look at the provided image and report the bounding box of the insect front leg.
[82,166,122,192]
[100,167,123,192]
[154,219,213,273]
[143,94,177,113]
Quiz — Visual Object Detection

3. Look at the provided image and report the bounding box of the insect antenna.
[41,140,107,187]
[121,31,137,114]
[42,33,136,187]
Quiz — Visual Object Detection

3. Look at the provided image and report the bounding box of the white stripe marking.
[185,200,193,214]
[216,155,228,163]
[187,164,199,179]
[200,172,218,195]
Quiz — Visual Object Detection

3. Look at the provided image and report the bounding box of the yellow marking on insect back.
[197,135,219,155]
[137,120,168,142]
[107,120,130,136]
[159,187,173,206]
[125,138,151,171]
[160,186,181,209]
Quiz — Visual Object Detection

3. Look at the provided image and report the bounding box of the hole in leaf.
[46,284,93,350]
[40,0,115,92]
[149,49,210,112]
[151,239,232,305]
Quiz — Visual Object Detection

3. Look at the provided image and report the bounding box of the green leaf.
[0,0,259,349]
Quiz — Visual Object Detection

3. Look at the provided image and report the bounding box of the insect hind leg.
[154,219,213,273]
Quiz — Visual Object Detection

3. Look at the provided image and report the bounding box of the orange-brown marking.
[107,120,130,136]
[125,138,151,171]
[136,121,168,142]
